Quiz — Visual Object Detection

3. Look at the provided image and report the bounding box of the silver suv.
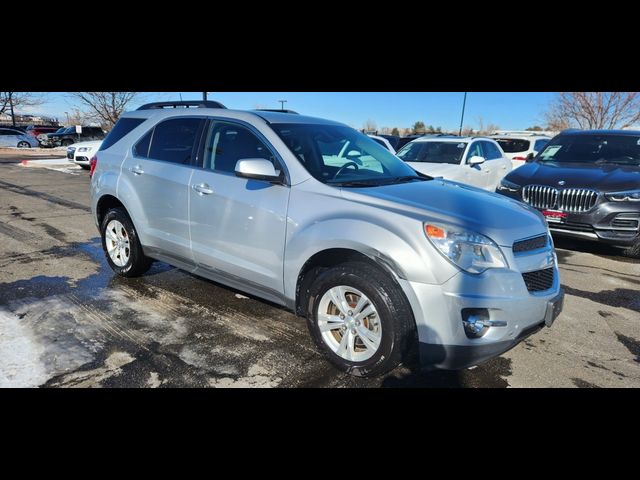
[90,100,564,377]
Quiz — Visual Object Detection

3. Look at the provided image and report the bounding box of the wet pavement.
[1,162,639,388]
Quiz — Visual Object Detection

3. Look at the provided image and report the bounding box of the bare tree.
[68,92,139,129]
[363,119,378,132]
[545,92,640,130]
[0,92,44,116]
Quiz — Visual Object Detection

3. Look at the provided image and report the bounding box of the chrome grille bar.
[523,185,598,212]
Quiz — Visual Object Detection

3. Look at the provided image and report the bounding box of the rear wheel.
[61,139,74,147]
[100,208,153,277]
[17,141,30,148]
[305,261,415,377]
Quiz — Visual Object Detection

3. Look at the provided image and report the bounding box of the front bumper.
[419,289,564,369]
[399,248,563,370]
[498,191,640,247]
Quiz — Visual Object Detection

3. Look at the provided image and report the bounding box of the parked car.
[67,140,102,169]
[90,100,563,377]
[26,125,61,143]
[496,129,640,257]
[367,134,396,154]
[491,132,551,170]
[40,126,105,147]
[396,136,512,191]
[0,127,39,148]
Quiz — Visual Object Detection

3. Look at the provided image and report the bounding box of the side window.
[534,139,549,153]
[133,129,153,158]
[483,141,502,160]
[148,117,203,165]
[202,121,278,174]
[466,142,483,162]
[0,129,10,136]
[99,117,145,150]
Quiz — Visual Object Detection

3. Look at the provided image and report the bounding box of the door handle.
[129,166,144,175]
[192,183,214,195]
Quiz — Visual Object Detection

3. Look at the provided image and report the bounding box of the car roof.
[122,108,345,127]
[411,135,495,143]
[559,129,640,136]
[492,135,550,140]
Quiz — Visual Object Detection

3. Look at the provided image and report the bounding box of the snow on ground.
[0,309,49,388]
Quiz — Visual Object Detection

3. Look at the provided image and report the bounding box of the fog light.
[462,308,491,338]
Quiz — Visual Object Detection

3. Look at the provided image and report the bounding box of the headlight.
[497,179,521,193]
[605,190,640,202]
[424,224,508,274]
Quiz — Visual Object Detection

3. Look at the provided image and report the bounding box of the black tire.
[305,261,416,377]
[79,164,90,170]
[61,139,74,147]
[623,240,640,258]
[100,207,153,277]
[17,141,31,148]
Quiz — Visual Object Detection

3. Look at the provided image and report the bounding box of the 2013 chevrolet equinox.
[89,100,564,377]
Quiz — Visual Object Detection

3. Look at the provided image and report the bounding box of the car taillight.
[512,156,527,161]
[89,155,97,178]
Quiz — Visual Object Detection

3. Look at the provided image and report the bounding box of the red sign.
[542,210,567,219]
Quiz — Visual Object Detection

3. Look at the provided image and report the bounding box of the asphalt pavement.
[1,160,638,388]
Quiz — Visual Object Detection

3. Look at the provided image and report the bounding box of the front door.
[189,120,290,302]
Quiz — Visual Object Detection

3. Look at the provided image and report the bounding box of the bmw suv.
[497,130,640,257]
[89,100,564,377]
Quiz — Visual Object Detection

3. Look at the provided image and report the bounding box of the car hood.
[507,161,640,192]
[340,179,547,247]
[406,162,464,181]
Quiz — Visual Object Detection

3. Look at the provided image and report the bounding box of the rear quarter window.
[99,118,146,151]
[496,138,531,153]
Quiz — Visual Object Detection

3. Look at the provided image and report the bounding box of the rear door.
[121,116,204,268]
[188,119,290,302]
[0,129,18,147]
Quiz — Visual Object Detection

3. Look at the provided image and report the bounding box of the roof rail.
[254,109,299,114]
[137,100,226,110]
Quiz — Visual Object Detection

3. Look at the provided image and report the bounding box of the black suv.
[496,130,640,256]
[40,126,105,147]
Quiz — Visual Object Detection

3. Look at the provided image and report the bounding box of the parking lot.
[0,154,638,388]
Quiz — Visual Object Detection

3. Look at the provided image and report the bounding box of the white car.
[68,140,102,169]
[367,134,396,154]
[396,136,512,191]
[491,133,551,170]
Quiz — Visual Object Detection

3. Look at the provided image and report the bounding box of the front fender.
[283,217,456,301]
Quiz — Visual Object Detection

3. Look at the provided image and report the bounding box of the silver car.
[0,127,39,148]
[90,101,564,377]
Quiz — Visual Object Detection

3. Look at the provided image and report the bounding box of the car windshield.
[538,134,640,165]
[495,138,530,153]
[396,141,467,164]
[272,123,427,186]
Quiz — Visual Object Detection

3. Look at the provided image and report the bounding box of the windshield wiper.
[383,175,431,184]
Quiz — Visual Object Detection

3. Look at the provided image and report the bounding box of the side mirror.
[347,150,361,157]
[468,155,485,165]
[526,152,536,162]
[235,158,282,183]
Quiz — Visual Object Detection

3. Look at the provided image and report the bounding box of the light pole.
[278,99,287,111]
[203,92,208,101]
[64,111,70,125]
[8,92,16,127]
[458,92,468,136]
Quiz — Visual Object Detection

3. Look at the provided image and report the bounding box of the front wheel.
[100,208,153,277]
[61,139,74,147]
[305,261,415,377]
[17,141,31,148]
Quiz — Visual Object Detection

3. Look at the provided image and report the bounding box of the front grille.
[513,234,548,253]
[551,222,594,233]
[522,267,555,293]
[522,185,598,212]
